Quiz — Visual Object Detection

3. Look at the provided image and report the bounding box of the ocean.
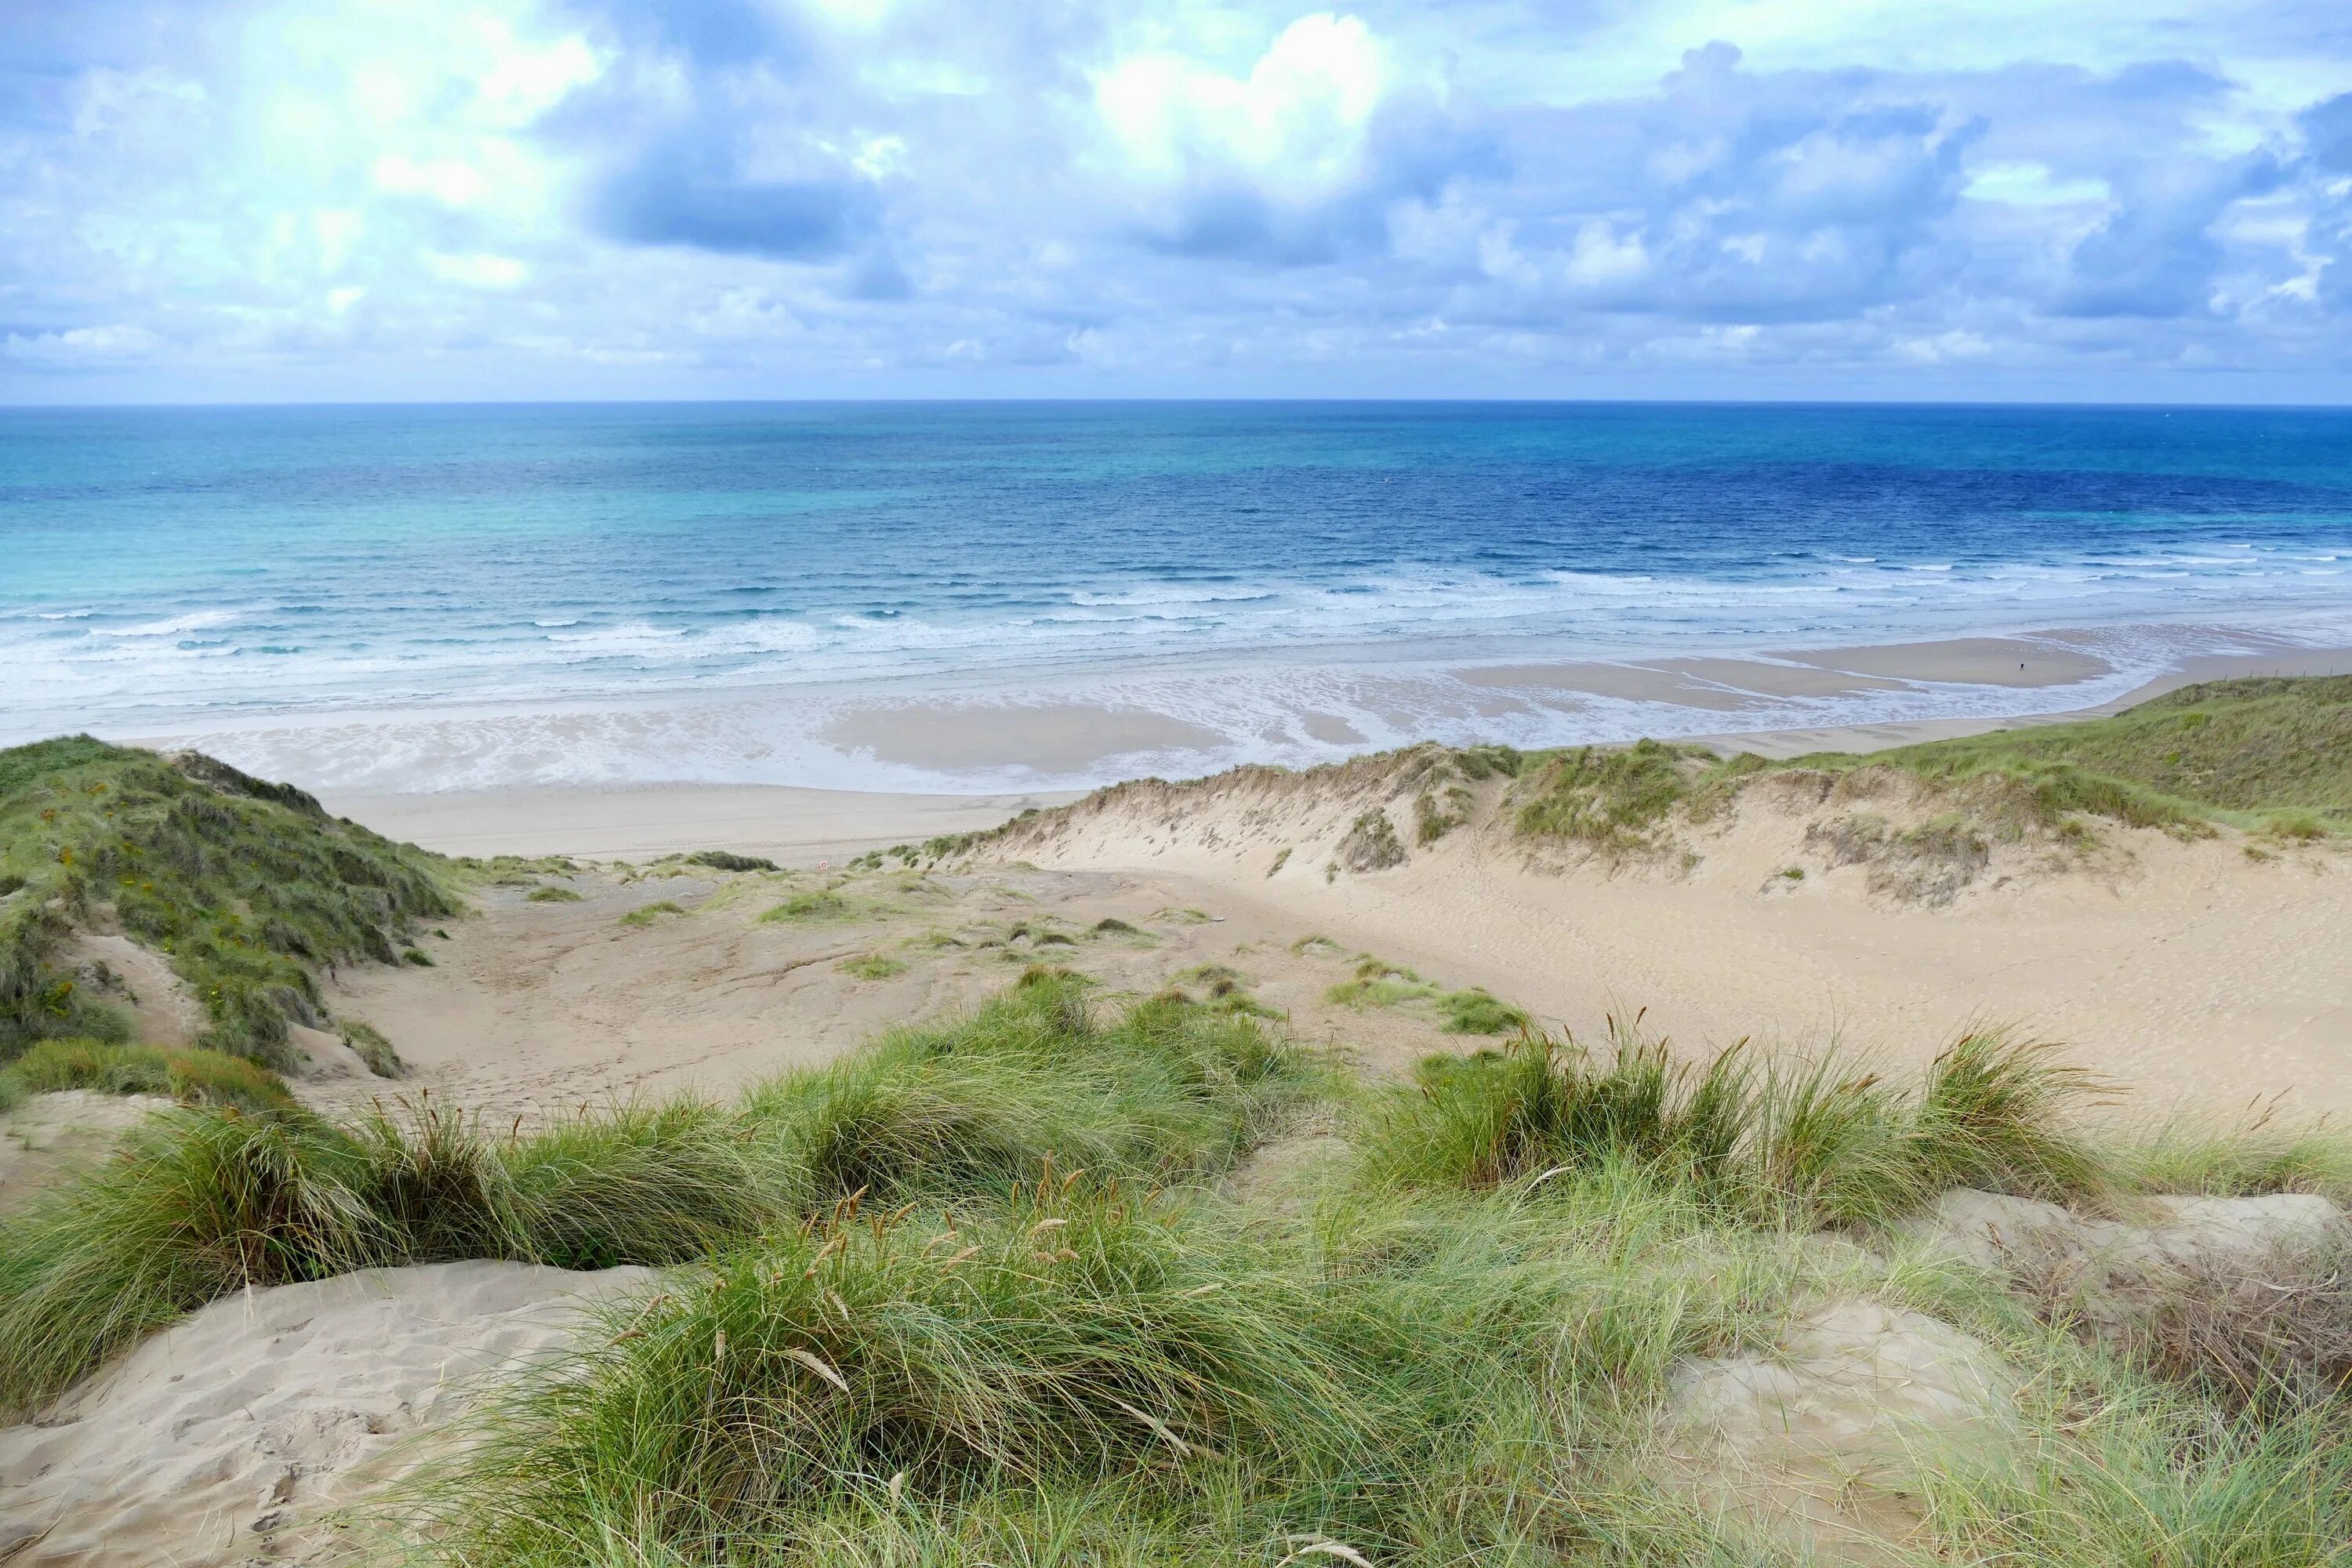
[5,401,2350,791]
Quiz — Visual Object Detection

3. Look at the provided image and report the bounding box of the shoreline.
[318,637,2352,862]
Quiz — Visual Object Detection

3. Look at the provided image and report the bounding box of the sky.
[2,0,2350,404]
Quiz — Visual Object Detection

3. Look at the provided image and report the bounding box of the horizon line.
[5,393,2352,415]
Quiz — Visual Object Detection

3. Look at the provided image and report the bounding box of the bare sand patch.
[1776,635,2110,688]
[324,861,1466,1119]
[822,701,1226,775]
[0,1092,174,1217]
[0,1261,655,1568]
[1667,1299,2020,1563]
[317,782,1075,864]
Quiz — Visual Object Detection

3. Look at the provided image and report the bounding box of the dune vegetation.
[1507,675,2352,862]
[0,960,2344,1566]
[4,691,2351,1563]
[0,735,459,1069]
[0,1036,296,1117]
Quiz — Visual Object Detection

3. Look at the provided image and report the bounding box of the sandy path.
[326,863,1456,1119]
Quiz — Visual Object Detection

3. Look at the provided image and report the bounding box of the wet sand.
[318,636,2352,863]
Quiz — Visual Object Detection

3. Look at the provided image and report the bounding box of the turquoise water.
[4,401,2349,787]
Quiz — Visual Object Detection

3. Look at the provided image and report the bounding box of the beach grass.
[394,1029,2352,1568]
[1353,1022,2103,1226]
[0,736,459,1068]
[1870,673,2352,827]
[1501,676,2352,870]
[0,1036,296,1116]
[2,963,2349,1566]
[0,968,1313,1414]
[7,699,2352,1565]
[1326,958,1531,1036]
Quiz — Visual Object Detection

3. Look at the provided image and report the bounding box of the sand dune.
[0,1261,656,1567]
[975,752,2352,1116]
[296,735,2352,1129]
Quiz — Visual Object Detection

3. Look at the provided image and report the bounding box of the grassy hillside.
[0,735,459,1068]
[1867,673,2352,828]
[2,967,2345,1566]
[1508,673,2352,860]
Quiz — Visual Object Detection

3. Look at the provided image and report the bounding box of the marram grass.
[7,968,2352,1567]
[0,967,1312,1414]
[1352,1019,2103,1227]
[0,735,459,1066]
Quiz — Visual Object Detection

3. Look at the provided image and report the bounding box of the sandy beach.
[270,636,2352,1134]
[320,781,1081,862]
[316,633,2352,862]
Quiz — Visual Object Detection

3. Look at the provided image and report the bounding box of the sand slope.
[325,862,1465,1117]
[977,753,2352,1116]
[0,1092,175,1218]
[0,1261,656,1567]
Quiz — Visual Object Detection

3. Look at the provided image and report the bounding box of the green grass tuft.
[0,1036,296,1114]
[1356,1022,2101,1225]
[0,1097,771,1413]
[339,1018,402,1077]
[0,973,1316,1414]
[1436,987,1529,1035]
[684,849,779,873]
[524,885,583,903]
[837,953,907,981]
[764,889,852,922]
[618,900,687,928]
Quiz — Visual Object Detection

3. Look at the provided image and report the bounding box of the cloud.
[422,251,531,288]
[0,0,2347,399]
[593,155,875,258]
[1087,13,1488,263]
[2057,155,2281,318]
[1094,13,1392,198]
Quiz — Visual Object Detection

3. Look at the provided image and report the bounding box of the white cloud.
[5,325,164,365]
[423,250,530,288]
[374,155,493,208]
[0,0,2348,399]
[1965,163,2111,206]
[1094,13,1394,199]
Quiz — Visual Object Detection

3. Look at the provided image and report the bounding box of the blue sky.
[3,0,2349,403]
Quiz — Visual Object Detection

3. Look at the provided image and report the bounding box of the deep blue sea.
[5,401,2350,790]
